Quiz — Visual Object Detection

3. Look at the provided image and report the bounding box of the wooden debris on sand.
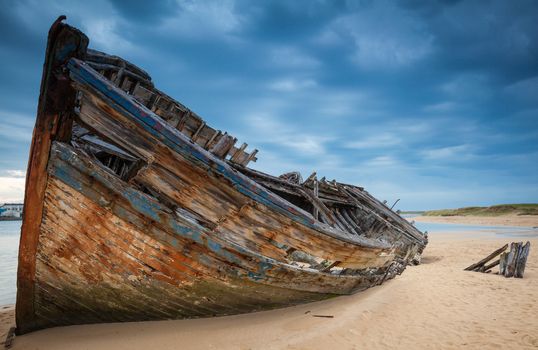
[464,242,530,278]
[4,327,15,349]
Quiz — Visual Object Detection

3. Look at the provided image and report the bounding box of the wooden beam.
[230,143,248,163]
[514,241,530,278]
[298,188,336,226]
[504,242,519,277]
[241,149,258,166]
[191,121,206,142]
[313,178,319,220]
[204,129,221,150]
[464,244,508,271]
[209,133,236,158]
[480,259,500,272]
[16,16,89,335]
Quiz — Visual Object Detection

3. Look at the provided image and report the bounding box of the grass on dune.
[424,204,538,217]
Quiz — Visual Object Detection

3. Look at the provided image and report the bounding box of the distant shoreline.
[422,204,538,217]
[0,217,22,221]
[410,214,538,228]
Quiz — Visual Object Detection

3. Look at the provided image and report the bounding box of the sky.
[0,0,537,210]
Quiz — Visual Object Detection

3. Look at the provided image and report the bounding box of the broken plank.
[480,259,500,272]
[514,241,530,278]
[464,244,508,271]
[504,242,520,278]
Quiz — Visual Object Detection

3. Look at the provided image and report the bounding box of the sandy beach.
[2,228,537,350]
[412,214,538,227]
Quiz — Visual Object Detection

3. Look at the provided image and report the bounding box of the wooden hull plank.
[16,18,89,334]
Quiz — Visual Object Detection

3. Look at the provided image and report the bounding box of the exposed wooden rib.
[297,188,336,226]
[330,210,347,232]
[204,129,221,149]
[191,121,206,142]
[242,149,258,166]
[303,172,317,187]
[166,105,183,128]
[341,208,364,235]
[230,143,248,163]
[345,186,424,243]
[313,177,319,220]
[210,133,237,158]
[333,209,357,236]
[132,84,154,106]
[343,208,364,236]
[176,110,190,132]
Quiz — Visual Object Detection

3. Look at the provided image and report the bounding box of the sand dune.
[4,231,538,349]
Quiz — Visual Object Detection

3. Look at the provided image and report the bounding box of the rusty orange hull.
[16,18,427,334]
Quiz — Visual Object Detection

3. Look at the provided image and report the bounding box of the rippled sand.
[4,230,538,349]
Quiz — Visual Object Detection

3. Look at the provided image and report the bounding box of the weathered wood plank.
[504,242,520,277]
[499,251,508,275]
[480,259,500,272]
[16,17,88,335]
[210,133,236,158]
[464,244,508,271]
[514,241,530,278]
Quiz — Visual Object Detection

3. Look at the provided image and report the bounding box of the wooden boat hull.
[16,18,427,334]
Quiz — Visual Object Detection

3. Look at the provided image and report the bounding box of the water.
[401,213,537,237]
[414,221,537,237]
[0,220,21,306]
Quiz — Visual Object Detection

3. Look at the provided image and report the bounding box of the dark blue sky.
[0,0,537,209]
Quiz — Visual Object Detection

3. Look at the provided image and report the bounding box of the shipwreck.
[16,17,428,334]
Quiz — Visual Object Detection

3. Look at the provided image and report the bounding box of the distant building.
[0,203,24,218]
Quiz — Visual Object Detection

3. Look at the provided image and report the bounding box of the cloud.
[0,110,34,142]
[504,76,538,105]
[0,176,25,203]
[158,0,244,40]
[4,170,26,178]
[322,2,434,69]
[363,155,399,167]
[420,144,473,160]
[241,113,332,157]
[268,46,321,69]
[81,17,135,54]
[344,132,402,149]
[423,101,458,113]
[440,73,492,101]
[268,78,317,92]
